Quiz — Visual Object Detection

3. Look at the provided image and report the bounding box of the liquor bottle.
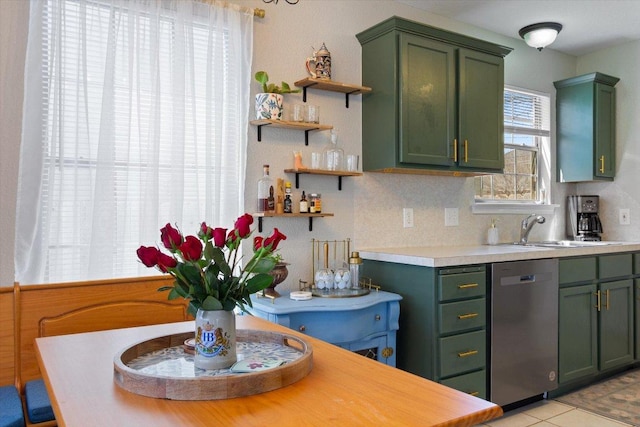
[299,191,308,213]
[284,182,293,213]
[257,165,272,212]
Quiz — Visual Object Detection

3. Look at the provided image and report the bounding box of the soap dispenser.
[487,218,499,245]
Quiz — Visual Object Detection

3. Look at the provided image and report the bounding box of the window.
[15,0,253,284]
[475,86,550,204]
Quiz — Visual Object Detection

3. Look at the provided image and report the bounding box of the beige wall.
[575,40,640,242]
[1,0,638,293]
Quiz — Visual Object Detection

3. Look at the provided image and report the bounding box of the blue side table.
[247,291,402,367]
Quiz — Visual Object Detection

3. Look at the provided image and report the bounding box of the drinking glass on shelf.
[292,104,305,122]
[346,154,359,172]
[311,152,321,169]
[306,105,320,123]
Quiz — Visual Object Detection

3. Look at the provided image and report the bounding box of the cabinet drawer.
[439,271,486,302]
[439,330,486,378]
[440,369,486,399]
[286,303,389,344]
[634,253,640,275]
[439,298,486,335]
[559,256,596,285]
[599,253,633,280]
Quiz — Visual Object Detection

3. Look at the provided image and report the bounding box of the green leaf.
[250,257,277,274]
[201,295,224,311]
[203,241,214,262]
[210,247,231,276]
[167,287,183,300]
[245,273,273,294]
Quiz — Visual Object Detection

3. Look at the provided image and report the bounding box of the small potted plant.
[254,71,300,120]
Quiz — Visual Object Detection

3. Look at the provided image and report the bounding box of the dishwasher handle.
[499,271,553,286]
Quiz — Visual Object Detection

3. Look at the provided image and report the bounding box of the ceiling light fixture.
[519,22,563,51]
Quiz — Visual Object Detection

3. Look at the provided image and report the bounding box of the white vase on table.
[194,309,237,370]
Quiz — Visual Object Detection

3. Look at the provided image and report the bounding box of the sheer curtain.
[16,0,254,284]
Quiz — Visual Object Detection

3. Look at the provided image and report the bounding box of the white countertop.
[359,242,640,268]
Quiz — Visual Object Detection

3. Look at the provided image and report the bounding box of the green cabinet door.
[599,279,634,370]
[558,284,598,383]
[457,49,504,170]
[595,83,616,178]
[554,72,619,182]
[636,279,640,360]
[399,33,456,167]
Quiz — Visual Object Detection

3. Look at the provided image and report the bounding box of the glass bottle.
[349,251,362,289]
[257,165,272,212]
[323,129,344,171]
[299,191,308,213]
[284,182,292,213]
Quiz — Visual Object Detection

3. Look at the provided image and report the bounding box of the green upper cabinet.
[554,72,620,182]
[356,17,511,175]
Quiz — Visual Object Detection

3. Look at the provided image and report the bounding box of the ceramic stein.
[305,42,331,80]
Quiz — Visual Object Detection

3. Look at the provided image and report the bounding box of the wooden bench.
[5,276,190,426]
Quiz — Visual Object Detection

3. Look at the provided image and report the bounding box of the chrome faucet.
[520,214,546,244]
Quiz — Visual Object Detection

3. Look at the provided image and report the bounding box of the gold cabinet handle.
[464,139,468,163]
[458,283,478,289]
[599,155,605,173]
[594,290,601,312]
[458,349,478,358]
[299,325,306,332]
[469,391,480,397]
[605,289,610,310]
[453,139,458,162]
[457,313,479,320]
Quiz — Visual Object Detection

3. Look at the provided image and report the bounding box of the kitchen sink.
[513,240,620,249]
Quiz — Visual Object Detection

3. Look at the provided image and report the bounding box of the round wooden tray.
[113,329,313,400]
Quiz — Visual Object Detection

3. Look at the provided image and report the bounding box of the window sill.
[471,203,559,215]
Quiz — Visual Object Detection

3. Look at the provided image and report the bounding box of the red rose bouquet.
[137,214,286,316]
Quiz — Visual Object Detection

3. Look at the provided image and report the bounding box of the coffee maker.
[566,195,603,241]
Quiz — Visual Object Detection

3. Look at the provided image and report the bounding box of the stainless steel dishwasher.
[490,259,559,407]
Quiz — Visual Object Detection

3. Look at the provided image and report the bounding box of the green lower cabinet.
[599,280,634,370]
[439,330,486,378]
[362,260,488,399]
[440,369,487,399]
[558,280,634,384]
[559,284,598,383]
[636,279,640,359]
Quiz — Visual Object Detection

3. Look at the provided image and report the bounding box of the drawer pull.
[298,325,306,332]
[469,391,480,397]
[375,314,381,321]
[457,313,479,320]
[458,283,478,289]
[457,349,479,358]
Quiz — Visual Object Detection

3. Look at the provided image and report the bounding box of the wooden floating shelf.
[294,78,372,107]
[250,119,333,145]
[284,168,363,190]
[253,212,334,232]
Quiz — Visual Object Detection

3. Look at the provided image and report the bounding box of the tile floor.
[480,399,634,427]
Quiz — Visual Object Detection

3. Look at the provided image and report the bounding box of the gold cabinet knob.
[381,347,394,358]
[298,325,306,332]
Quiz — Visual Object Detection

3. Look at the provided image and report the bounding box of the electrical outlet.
[620,208,631,225]
[445,208,459,227]
[403,208,414,228]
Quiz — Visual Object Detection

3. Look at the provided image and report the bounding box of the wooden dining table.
[35,314,502,426]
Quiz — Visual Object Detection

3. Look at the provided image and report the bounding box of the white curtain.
[16,0,253,284]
